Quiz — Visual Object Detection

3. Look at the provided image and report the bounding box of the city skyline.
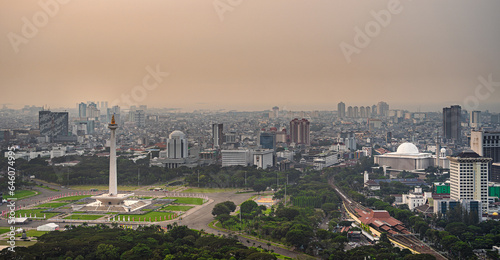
[1,1,500,112]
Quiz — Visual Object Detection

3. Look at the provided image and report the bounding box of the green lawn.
[36,185,59,192]
[0,228,11,235]
[36,202,68,208]
[163,205,194,211]
[162,197,205,205]
[69,185,139,191]
[118,211,176,222]
[14,209,59,219]
[63,214,103,220]
[182,187,238,193]
[53,195,91,201]
[16,230,49,237]
[7,190,38,200]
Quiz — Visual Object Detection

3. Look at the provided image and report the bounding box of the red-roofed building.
[355,208,408,234]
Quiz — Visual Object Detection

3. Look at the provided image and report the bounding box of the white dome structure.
[169,130,186,139]
[396,142,419,154]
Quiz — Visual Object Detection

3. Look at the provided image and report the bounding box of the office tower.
[86,102,100,119]
[371,105,377,117]
[289,118,310,145]
[360,106,366,118]
[78,102,87,118]
[347,106,353,118]
[471,130,500,181]
[338,102,346,118]
[470,111,481,129]
[167,130,188,159]
[377,101,389,117]
[491,114,500,124]
[139,105,147,111]
[39,111,69,137]
[212,123,223,148]
[353,106,359,118]
[443,105,462,143]
[134,110,145,127]
[449,151,491,215]
[259,132,276,150]
[272,106,279,118]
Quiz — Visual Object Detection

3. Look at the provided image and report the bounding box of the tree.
[96,244,120,260]
[240,200,259,214]
[321,203,336,214]
[222,201,237,212]
[212,203,231,217]
[252,183,267,194]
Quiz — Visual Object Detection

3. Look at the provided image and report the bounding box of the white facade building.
[222,149,252,167]
[167,131,188,159]
[449,151,491,215]
[313,152,339,170]
[253,149,273,169]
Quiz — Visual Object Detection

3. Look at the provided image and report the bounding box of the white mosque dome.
[396,142,419,154]
[169,130,186,139]
[440,148,446,153]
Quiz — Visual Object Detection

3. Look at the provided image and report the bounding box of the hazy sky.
[1,0,500,112]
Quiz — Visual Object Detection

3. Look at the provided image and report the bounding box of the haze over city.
[1,0,500,112]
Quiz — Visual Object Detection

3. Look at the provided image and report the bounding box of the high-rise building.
[353,106,359,118]
[78,102,87,118]
[491,114,500,124]
[365,106,371,117]
[289,118,310,145]
[347,106,353,118]
[371,105,377,116]
[360,106,366,118]
[39,111,69,137]
[338,102,346,119]
[443,105,462,143]
[471,130,500,181]
[212,123,223,148]
[272,106,279,118]
[449,151,491,215]
[377,101,389,117]
[259,132,276,150]
[86,102,100,119]
[167,130,188,159]
[470,111,481,129]
[134,110,145,127]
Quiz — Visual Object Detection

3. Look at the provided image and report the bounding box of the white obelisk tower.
[108,115,118,195]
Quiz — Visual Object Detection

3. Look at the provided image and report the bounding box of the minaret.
[108,115,118,195]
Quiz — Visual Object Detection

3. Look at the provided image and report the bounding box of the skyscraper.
[347,106,353,118]
[449,151,491,215]
[78,102,87,118]
[272,106,279,118]
[470,111,481,129]
[371,105,377,117]
[212,123,223,148]
[377,101,389,117]
[471,130,500,181]
[337,102,345,119]
[353,106,359,118]
[289,118,310,145]
[134,110,145,127]
[39,110,69,137]
[443,105,462,143]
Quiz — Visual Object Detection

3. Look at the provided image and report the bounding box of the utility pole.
[198,171,200,188]
[137,168,140,187]
[244,171,247,188]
